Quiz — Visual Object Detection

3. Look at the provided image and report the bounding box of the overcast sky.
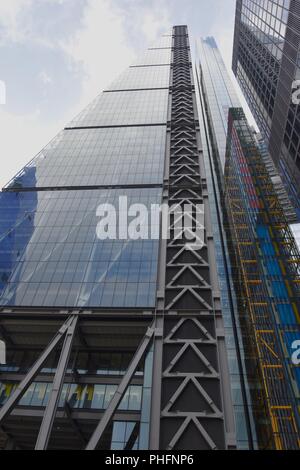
[0,0,255,189]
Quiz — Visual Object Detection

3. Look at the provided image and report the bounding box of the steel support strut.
[0,315,76,426]
[85,323,155,450]
[35,315,78,450]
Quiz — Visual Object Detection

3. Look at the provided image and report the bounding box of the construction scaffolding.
[224,108,300,449]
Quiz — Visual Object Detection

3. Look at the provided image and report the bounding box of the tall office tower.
[195,36,258,449]
[0,26,237,450]
[232,0,300,219]
[195,36,300,448]
[254,133,297,223]
[225,107,300,450]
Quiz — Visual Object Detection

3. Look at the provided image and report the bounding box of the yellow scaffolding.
[224,108,300,449]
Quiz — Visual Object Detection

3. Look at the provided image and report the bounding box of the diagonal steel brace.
[85,322,155,450]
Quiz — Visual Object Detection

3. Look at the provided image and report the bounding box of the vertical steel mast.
[149,25,236,450]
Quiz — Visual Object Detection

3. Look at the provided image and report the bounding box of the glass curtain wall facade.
[232,0,300,219]
[196,33,300,450]
[0,26,236,451]
[0,29,172,450]
[224,108,300,449]
[195,37,257,449]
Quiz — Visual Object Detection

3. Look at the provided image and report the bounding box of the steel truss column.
[156,25,235,450]
[148,315,164,450]
[85,322,155,450]
[0,315,76,426]
[35,315,78,450]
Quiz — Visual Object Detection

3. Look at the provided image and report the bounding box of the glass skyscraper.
[0,26,237,451]
[195,36,258,449]
[0,22,299,452]
[233,0,300,219]
[195,35,300,449]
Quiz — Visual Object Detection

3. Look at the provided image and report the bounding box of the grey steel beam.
[85,323,155,450]
[0,426,16,450]
[9,408,141,422]
[35,315,78,450]
[148,316,164,450]
[0,315,74,426]
[4,437,16,450]
[64,401,87,447]
[124,422,140,450]
[0,324,14,347]
[149,192,168,449]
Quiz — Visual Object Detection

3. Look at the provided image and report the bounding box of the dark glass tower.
[0,26,236,451]
[232,0,300,219]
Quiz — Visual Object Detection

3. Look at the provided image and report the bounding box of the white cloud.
[0,0,30,17]
[38,70,52,85]
[0,0,78,48]
[61,0,136,110]
[0,0,32,43]
[138,2,171,43]
[0,107,64,189]
[0,80,6,105]
[0,0,174,189]
[0,0,135,189]
[61,0,172,111]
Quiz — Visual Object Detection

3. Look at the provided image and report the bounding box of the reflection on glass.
[0,189,161,309]
[7,127,167,189]
[0,381,143,411]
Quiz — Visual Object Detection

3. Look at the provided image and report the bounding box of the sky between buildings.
[0,0,256,189]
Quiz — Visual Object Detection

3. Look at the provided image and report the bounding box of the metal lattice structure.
[153,25,236,451]
[225,107,300,449]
